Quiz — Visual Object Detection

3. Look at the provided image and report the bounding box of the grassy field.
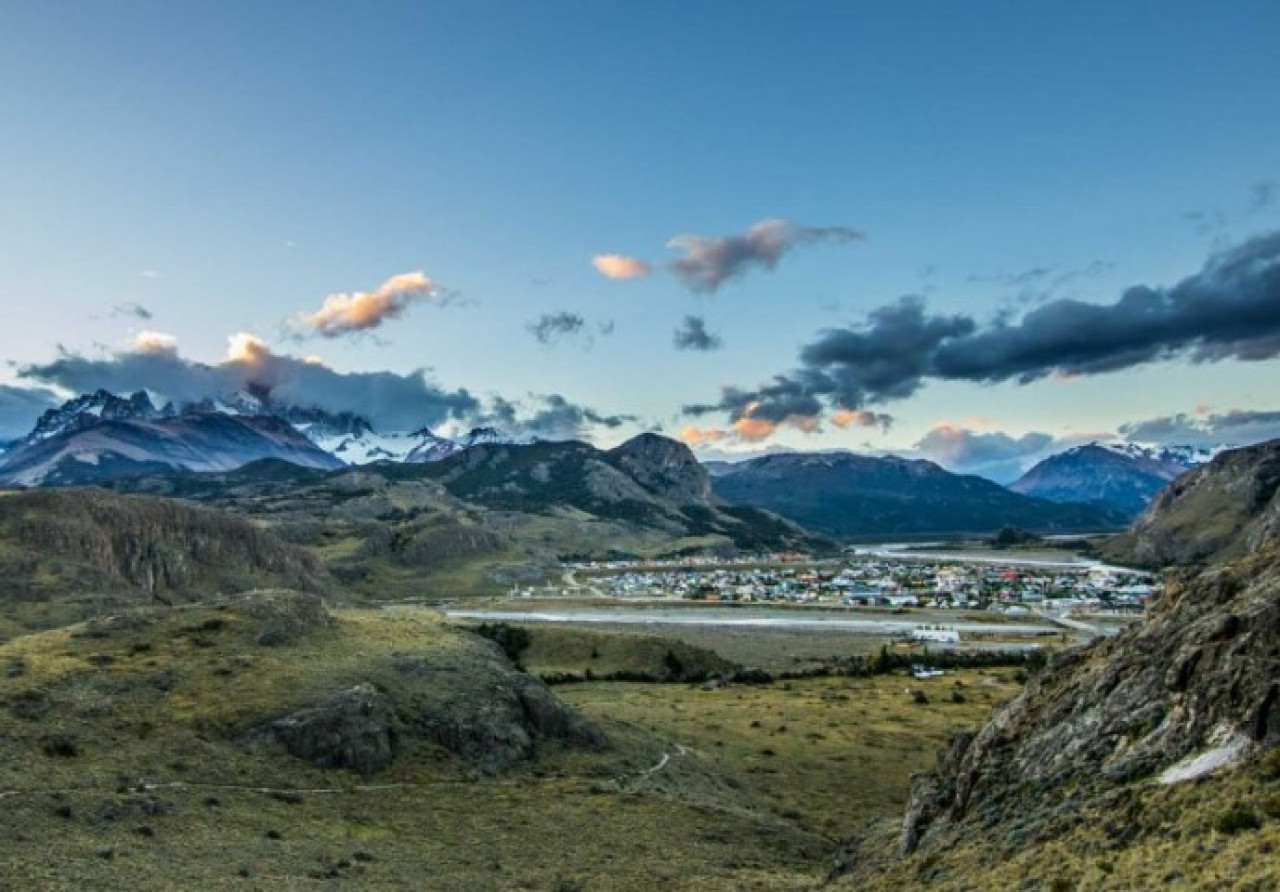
[560,671,1023,840]
[0,597,1022,890]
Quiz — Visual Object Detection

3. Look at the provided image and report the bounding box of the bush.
[1215,805,1261,835]
[473,623,532,663]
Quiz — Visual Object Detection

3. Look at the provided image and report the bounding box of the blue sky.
[2,1,1279,477]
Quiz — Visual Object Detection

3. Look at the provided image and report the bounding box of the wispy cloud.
[527,311,586,345]
[667,218,863,292]
[111,302,153,320]
[673,315,722,351]
[592,254,651,280]
[289,271,451,339]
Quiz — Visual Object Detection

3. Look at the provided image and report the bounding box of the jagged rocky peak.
[607,433,712,505]
[26,388,172,443]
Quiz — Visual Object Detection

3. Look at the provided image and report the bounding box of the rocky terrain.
[711,451,1127,540]
[836,439,1280,889]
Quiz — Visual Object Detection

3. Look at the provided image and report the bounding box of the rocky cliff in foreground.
[837,439,1280,889]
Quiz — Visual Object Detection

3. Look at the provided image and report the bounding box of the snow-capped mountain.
[0,393,342,487]
[22,389,175,445]
[1010,440,1224,519]
[0,389,539,487]
[1094,440,1226,468]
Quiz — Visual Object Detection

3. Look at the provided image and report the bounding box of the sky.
[2,1,1279,480]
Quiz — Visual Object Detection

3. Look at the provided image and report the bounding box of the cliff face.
[0,489,332,613]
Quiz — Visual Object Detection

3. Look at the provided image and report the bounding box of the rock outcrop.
[264,683,396,775]
[252,632,606,776]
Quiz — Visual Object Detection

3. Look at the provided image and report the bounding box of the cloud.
[679,426,730,447]
[484,393,636,441]
[132,331,179,354]
[111,302,153,320]
[831,408,892,431]
[914,424,1056,484]
[289,271,449,339]
[592,254,652,280]
[524,309,604,345]
[20,334,481,433]
[673,316,722,351]
[667,218,863,293]
[1119,408,1280,450]
[0,385,61,441]
[687,231,1280,438]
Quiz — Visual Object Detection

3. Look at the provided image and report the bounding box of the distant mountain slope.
[1010,442,1191,518]
[106,435,828,598]
[838,437,1280,890]
[0,488,333,633]
[710,451,1126,539]
[1104,437,1280,567]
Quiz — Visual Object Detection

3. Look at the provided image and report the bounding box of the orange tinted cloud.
[831,408,878,429]
[291,271,446,338]
[592,254,652,280]
[680,425,730,446]
[132,331,178,354]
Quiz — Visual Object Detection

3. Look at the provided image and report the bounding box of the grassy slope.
[0,601,1019,890]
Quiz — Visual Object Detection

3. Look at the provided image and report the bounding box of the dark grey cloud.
[527,311,586,345]
[689,231,1280,429]
[19,337,480,433]
[673,316,722,351]
[485,393,636,441]
[1119,408,1280,450]
[914,426,1056,484]
[0,384,61,441]
[111,302,153,320]
[667,218,863,293]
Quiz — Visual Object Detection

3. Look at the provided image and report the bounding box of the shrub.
[1215,805,1261,835]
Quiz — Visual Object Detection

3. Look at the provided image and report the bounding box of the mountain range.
[708,450,1130,539]
[0,388,1216,538]
[0,389,531,487]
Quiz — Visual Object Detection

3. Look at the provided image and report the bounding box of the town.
[556,551,1158,615]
